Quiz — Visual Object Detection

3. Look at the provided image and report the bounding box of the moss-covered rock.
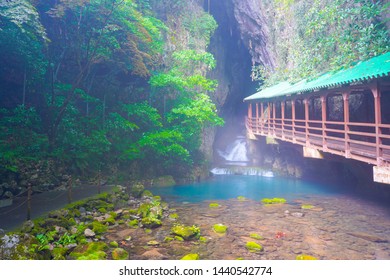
[261,197,287,204]
[245,241,263,253]
[112,248,129,260]
[301,204,315,210]
[109,241,119,248]
[69,242,108,260]
[237,196,247,201]
[130,182,145,198]
[249,233,264,240]
[141,217,162,229]
[154,176,176,187]
[169,213,179,220]
[181,254,199,260]
[209,203,220,208]
[296,254,317,260]
[171,224,200,241]
[127,219,139,228]
[91,221,108,235]
[142,190,153,197]
[212,224,228,234]
[51,247,68,260]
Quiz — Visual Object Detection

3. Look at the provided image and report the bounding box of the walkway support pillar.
[272,102,276,136]
[291,99,296,143]
[304,98,310,145]
[321,95,328,150]
[371,82,383,165]
[260,103,264,135]
[343,92,351,158]
[267,102,271,135]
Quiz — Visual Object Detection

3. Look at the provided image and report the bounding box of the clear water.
[149,175,349,203]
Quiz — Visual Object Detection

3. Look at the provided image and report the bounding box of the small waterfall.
[210,167,274,177]
[217,137,249,163]
[213,136,274,177]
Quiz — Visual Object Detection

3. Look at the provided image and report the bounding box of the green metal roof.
[244,52,390,102]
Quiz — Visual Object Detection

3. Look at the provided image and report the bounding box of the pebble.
[84,228,95,237]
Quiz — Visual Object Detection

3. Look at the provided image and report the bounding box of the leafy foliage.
[0,0,222,183]
[256,0,390,85]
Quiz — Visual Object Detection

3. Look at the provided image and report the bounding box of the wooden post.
[343,92,351,158]
[291,99,296,143]
[304,98,310,145]
[267,102,271,135]
[272,102,276,136]
[27,183,32,221]
[260,103,264,135]
[371,83,383,165]
[321,95,328,150]
[281,101,285,140]
[67,176,73,204]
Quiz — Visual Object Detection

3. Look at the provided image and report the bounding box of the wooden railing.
[246,116,390,166]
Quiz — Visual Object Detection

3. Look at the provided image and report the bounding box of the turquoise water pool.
[149,175,349,203]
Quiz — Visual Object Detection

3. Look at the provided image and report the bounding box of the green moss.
[181,254,199,260]
[237,196,247,201]
[213,224,228,234]
[164,237,174,242]
[130,182,145,198]
[141,217,162,229]
[296,254,317,260]
[138,203,152,218]
[209,203,220,208]
[51,247,68,260]
[301,204,315,210]
[249,233,264,240]
[169,213,179,220]
[174,236,184,242]
[171,224,200,240]
[104,217,116,225]
[199,236,208,243]
[245,241,263,253]
[98,207,107,214]
[144,229,152,234]
[91,220,108,234]
[112,248,129,260]
[142,190,153,197]
[69,242,108,260]
[153,196,161,202]
[109,241,119,248]
[127,219,139,228]
[109,211,118,219]
[261,197,287,204]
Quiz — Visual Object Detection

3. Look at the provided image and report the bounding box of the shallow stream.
[143,175,390,260]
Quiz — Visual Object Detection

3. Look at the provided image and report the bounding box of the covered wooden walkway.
[244,52,390,184]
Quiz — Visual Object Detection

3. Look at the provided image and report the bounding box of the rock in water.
[347,232,388,243]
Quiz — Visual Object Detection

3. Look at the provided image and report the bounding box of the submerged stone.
[296,254,317,260]
[301,204,315,210]
[249,233,264,240]
[245,241,263,253]
[181,254,199,260]
[209,203,220,208]
[171,224,200,240]
[237,196,247,201]
[213,224,228,234]
[261,197,286,204]
[112,248,129,260]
